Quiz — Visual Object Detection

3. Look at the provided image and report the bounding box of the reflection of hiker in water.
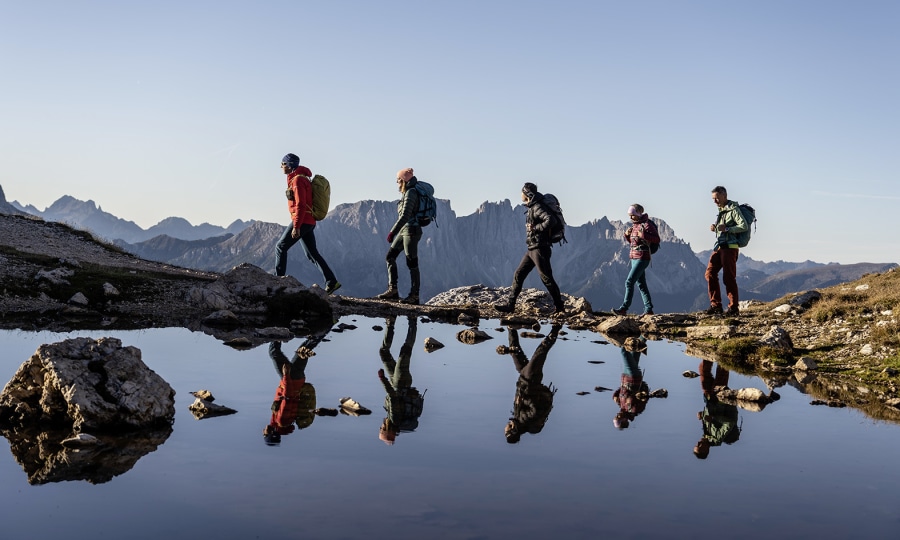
[612,337,650,430]
[693,360,740,459]
[378,315,426,445]
[263,336,321,446]
[500,324,561,443]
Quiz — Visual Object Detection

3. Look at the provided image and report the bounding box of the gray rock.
[102,282,120,296]
[685,325,735,339]
[789,290,821,308]
[35,267,74,285]
[794,357,818,371]
[424,337,444,351]
[68,292,89,306]
[0,337,175,431]
[759,325,794,353]
[457,328,493,344]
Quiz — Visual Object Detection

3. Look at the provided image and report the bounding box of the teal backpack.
[734,203,756,248]
[413,181,438,227]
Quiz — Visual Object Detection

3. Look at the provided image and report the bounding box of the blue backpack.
[413,181,438,227]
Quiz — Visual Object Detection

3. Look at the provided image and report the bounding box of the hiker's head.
[711,186,728,208]
[281,153,300,173]
[505,419,521,443]
[396,168,414,191]
[693,438,711,459]
[628,204,644,221]
[263,424,282,446]
[521,182,537,203]
[379,417,398,445]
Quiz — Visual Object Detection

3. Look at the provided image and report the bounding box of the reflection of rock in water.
[0,337,176,484]
[0,337,175,431]
[1,425,172,485]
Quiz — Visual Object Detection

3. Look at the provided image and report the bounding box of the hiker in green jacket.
[375,168,423,305]
[704,186,748,316]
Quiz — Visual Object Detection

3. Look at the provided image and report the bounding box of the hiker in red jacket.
[273,153,341,294]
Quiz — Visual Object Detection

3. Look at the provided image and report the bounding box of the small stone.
[682,370,699,378]
[68,292,89,306]
[860,344,874,356]
[424,337,444,351]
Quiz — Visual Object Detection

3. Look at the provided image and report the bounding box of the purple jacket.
[624,215,661,261]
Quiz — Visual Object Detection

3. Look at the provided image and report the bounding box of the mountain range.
[5,186,896,313]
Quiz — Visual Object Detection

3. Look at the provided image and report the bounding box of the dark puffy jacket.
[524,193,556,250]
[389,177,422,237]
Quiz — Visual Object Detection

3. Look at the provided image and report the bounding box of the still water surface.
[1,315,899,539]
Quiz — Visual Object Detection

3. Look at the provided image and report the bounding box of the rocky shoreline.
[1,213,898,422]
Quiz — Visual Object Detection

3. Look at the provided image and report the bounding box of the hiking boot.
[703,306,723,315]
[640,310,654,318]
[494,301,515,313]
[724,306,740,316]
[325,281,342,295]
[375,288,399,300]
[400,293,419,305]
[612,307,628,316]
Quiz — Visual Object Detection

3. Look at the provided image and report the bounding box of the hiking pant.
[385,228,422,294]
[268,342,309,380]
[274,223,337,286]
[705,247,739,309]
[619,258,652,313]
[510,246,563,308]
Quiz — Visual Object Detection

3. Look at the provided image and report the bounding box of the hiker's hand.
[378,369,385,378]
[387,232,394,243]
[710,224,716,232]
[292,227,301,239]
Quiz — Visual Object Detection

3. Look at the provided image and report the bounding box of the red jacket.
[270,375,307,434]
[286,165,315,229]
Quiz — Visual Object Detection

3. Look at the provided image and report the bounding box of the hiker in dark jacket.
[494,183,566,314]
[500,324,561,443]
[375,167,423,305]
[377,315,425,445]
[613,204,661,317]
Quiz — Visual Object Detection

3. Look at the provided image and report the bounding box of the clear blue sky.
[2,1,898,264]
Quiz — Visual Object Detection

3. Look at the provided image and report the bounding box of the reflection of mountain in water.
[1,426,172,485]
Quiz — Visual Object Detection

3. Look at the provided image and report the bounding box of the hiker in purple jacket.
[613,204,660,318]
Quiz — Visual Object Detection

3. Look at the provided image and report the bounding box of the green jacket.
[389,178,422,237]
[714,200,748,249]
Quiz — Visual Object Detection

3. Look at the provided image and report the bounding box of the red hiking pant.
[705,247,739,309]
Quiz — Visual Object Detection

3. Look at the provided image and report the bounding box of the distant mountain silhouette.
[5,186,895,313]
[10,194,252,243]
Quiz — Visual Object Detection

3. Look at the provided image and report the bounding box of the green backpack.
[309,174,331,221]
[734,203,756,248]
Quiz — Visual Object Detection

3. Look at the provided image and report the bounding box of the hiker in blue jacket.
[375,168,423,305]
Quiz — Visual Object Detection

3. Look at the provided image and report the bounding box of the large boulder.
[185,263,332,321]
[0,337,175,431]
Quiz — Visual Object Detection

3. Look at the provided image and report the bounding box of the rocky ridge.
[1,212,898,421]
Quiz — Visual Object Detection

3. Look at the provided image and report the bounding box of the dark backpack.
[412,181,438,227]
[734,203,756,248]
[541,193,567,245]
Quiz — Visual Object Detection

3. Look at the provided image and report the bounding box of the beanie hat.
[281,153,300,169]
[522,182,538,200]
[397,168,414,182]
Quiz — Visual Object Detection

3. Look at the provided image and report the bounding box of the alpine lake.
[2,315,899,539]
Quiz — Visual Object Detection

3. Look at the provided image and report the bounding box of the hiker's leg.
[705,251,724,309]
[509,252,535,300]
[633,259,653,312]
[297,223,337,285]
[721,247,739,309]
[620,258,642,310]
[533,247,564,308]
[403,232,421,296]
[274,224,299,277]
[385,246,401,289]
